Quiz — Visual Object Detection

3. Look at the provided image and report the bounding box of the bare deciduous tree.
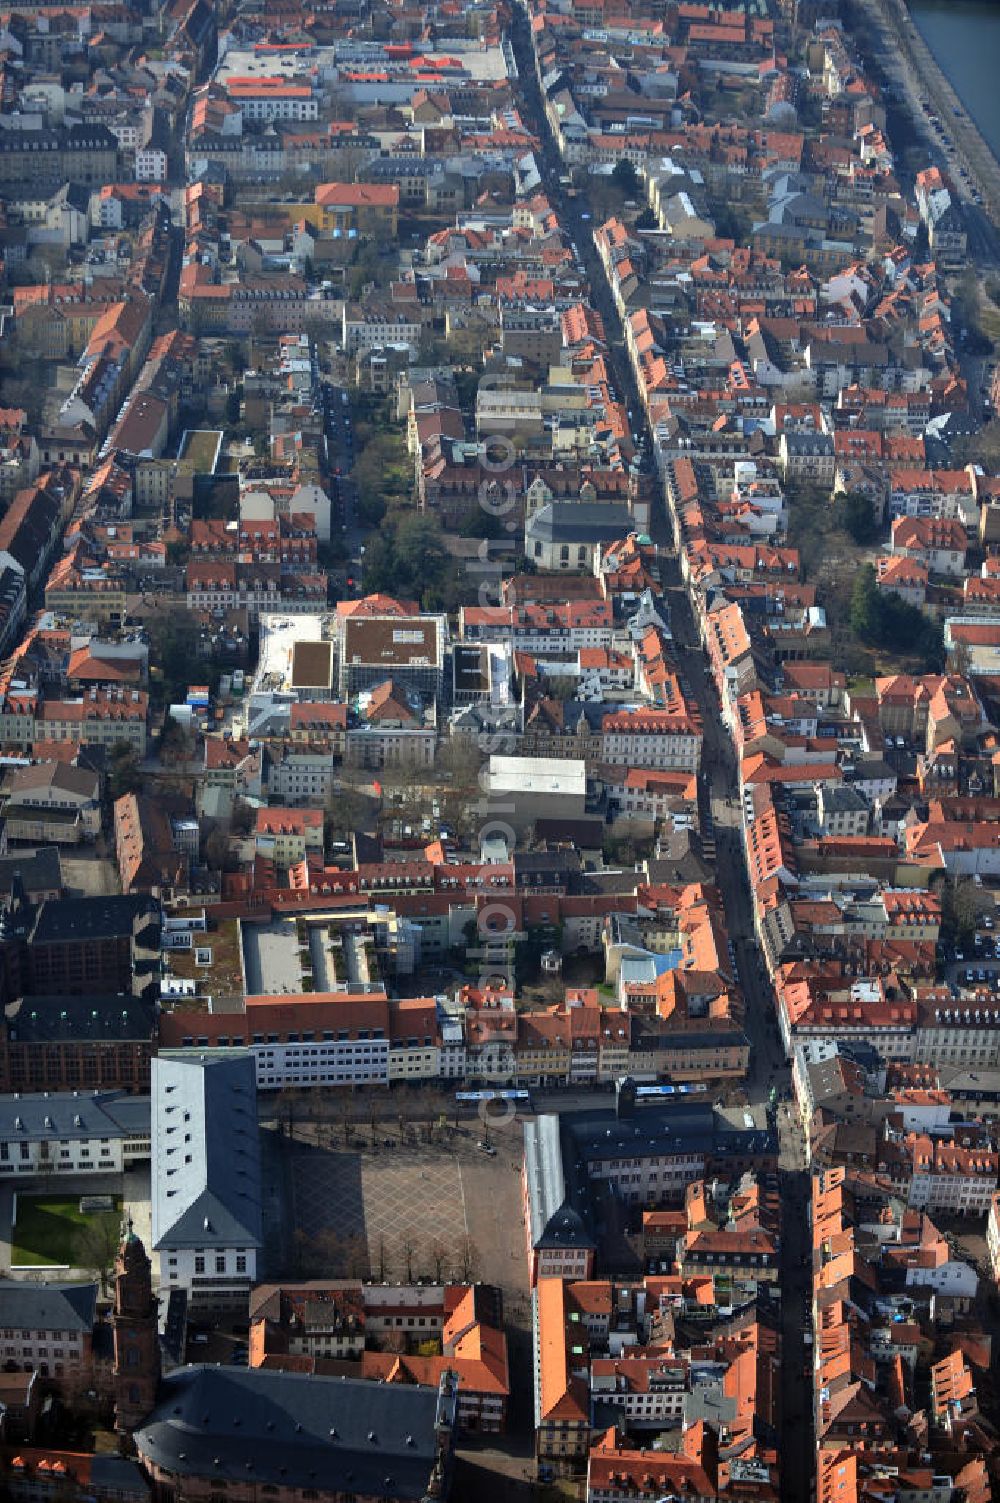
[376,1234,390,1282]
[344,1234,370,1279]
[456,1236,482,1283]
[77,1213,123,1295]
[429,1239,449,1281]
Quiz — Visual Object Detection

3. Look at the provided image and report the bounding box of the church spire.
[112,1227,160,1447]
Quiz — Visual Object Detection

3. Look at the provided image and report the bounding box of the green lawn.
[12,1194,122,1268]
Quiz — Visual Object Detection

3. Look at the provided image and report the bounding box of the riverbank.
[874,0,1000,227]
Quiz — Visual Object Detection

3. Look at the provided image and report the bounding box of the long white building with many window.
[151,1052,262,1307]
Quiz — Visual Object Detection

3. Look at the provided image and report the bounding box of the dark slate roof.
[526,502,633,545]
[29,893,157,945]
[179,0,212,46]
[821,784,868,812]
[632,1020,750,1053]
[62,181,93,215]
[135,1367,443,1500]
[66,123,119,150]
[90,1456,150,1499]
[0,1089,150,1141]
[3,994,155,1045]
[365,156,439,179]
[514,850,581,886]
[0,845,62,897]
[0,1280,97,1333]
[571,870,641,896]
[151,1054,262,1251]
[0,485,60,574]
[781,431,834,455]
[0,565,23,614]
[534,815,606,847]
[353,831,383,865]
[850,760,894,782]
[0,124,117,154]
[644,836,714,886]
[569,1100,775,1167]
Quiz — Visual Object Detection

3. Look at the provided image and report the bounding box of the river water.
[907,0,1000,162]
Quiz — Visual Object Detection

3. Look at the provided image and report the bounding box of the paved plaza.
[290,1141,469,1275]
[287,1124,527,1292]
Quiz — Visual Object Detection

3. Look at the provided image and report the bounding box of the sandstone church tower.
[112,1223,161,1443]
